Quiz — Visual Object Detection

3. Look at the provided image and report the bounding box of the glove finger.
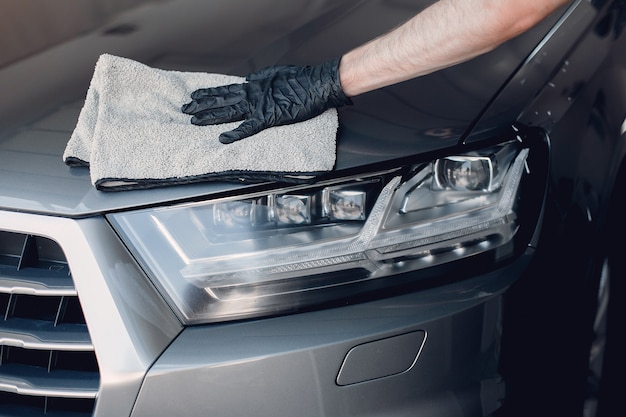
[246,65,300,81]
[219,118,266,144]
[190,102,249,125]
[181,88,246,114]
[190,83,244,99]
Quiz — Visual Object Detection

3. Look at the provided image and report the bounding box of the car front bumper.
[1,208,531,417]
[132,258,529,417]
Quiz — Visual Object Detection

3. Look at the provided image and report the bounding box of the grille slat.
[0,231,98,417]
[0,363,99,398]
[0,276,76,296]
[0,318,93,350]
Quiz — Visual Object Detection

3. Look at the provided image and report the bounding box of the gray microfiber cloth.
[63,54,338,191]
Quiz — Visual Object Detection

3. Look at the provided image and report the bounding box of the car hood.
[0,0,563,217]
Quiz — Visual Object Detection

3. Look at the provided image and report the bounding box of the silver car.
[1,1,624,416]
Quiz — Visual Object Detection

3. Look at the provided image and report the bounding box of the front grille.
[0,231,99,416]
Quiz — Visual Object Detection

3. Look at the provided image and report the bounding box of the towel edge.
[94,170,329,192]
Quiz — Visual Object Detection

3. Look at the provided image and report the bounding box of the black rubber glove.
[181,57,352,144]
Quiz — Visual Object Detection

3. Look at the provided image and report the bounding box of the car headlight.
[108,140,529,324]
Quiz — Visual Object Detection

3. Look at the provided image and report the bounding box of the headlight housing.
[109,140,530,324]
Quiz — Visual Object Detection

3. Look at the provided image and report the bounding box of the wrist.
[338,53,362,97]
[338,48,392,97]
[324,57,353,107]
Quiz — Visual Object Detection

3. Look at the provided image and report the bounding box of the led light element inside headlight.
[437,156,493,190]
[108,141,528,324]
[272,194,311,225]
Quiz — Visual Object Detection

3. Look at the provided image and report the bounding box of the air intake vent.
[0,231,99,416]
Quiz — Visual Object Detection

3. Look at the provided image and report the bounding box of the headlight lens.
[108,141,528,324]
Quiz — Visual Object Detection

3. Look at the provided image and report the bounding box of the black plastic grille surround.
[0,231,99,416]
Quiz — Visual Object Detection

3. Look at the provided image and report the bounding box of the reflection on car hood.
[0,0,560,217]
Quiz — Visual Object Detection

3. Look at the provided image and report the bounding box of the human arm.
[339,0,571,96]
[183,0,571,143]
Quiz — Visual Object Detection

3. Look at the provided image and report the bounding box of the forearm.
[339,0,570,97]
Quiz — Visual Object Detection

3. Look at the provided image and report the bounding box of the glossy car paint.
[1,0,625,416]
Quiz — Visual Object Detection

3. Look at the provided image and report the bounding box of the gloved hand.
[181,57,353,144]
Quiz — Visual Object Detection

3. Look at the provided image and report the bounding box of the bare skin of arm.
[339,0,571,97]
